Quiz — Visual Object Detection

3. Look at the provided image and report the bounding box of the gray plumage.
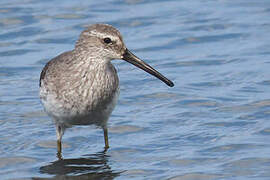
[39,24,174,156]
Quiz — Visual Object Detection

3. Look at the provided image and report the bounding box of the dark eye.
[104,37,112,44]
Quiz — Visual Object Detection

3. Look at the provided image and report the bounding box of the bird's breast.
[73,62,119,114]
[40,61,119,126]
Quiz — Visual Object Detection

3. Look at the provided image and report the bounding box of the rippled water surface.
[1,0,270,179]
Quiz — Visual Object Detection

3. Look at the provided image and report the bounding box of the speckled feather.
[40,24,122,132]
[39,24,173,149]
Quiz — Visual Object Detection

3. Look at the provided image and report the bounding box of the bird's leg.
[56,125,64,159]
[103,127,109,150]
[57,140,62,160]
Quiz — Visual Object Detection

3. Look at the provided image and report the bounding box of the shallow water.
[1,0,270,179]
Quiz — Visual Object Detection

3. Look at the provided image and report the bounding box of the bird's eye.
[104,37,112,44]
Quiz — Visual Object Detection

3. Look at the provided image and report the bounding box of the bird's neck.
[70,50,116,80]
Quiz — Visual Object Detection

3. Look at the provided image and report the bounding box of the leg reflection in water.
[35,150,121,180]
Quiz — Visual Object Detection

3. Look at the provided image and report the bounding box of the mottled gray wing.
[39,51,73,87]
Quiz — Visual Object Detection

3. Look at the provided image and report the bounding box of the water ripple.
[1,0,270,179]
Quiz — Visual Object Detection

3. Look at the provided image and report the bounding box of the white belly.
[40,83,119,128]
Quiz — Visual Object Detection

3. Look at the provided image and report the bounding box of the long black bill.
[122,48,174,87]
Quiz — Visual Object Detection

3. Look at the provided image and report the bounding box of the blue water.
[1,0,270,179]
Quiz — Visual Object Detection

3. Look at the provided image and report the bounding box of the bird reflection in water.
[34,150,121,180]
